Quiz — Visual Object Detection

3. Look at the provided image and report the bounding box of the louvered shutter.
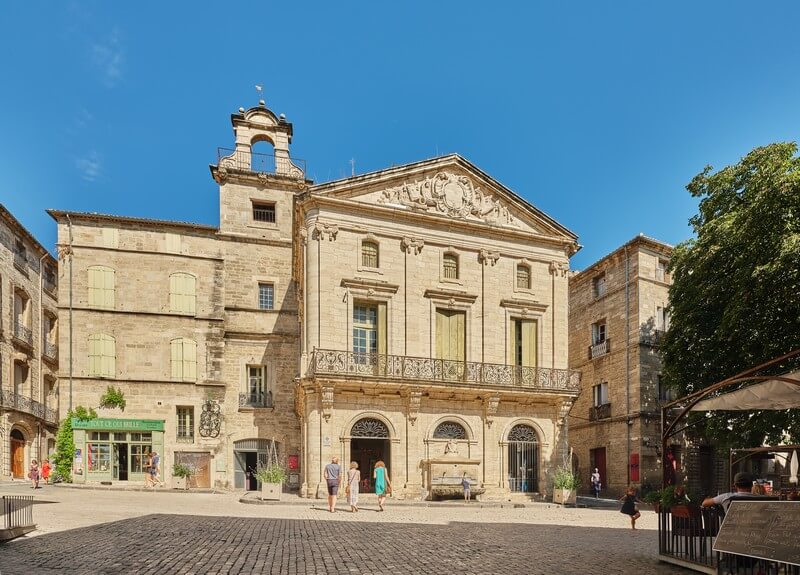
[171,339,183,379]
[184,339,197,381]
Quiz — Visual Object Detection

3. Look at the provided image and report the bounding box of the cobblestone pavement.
[0,483,686,574]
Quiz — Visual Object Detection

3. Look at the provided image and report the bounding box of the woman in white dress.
[347,461,360,512]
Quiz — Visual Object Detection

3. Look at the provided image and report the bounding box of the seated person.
[702,472,756,511]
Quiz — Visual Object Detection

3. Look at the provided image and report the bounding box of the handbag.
[345,485,351,497]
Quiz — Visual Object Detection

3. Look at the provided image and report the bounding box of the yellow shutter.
[88,268,100,306]
[454,311,465,362]
[103,268,115,308]
[170,274,179,312]
[101,335,115,377]
[186,275,196,315]
[522,320,537,367]
[435,309,446,360]
[184,339,197,381]
[171,339,182,379]
[377,304,387,356]
[88,336,99,375]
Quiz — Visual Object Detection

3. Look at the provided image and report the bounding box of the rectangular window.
[592,382,609,406]
[592,274,606,298]
[252,202,276,223]
[361,242,379,268]
[176,406,194,441]
[352,305,378,355]
[258,283,274,310]
[516,265,531,289]
[170,338,197,382]
[591,322,607,345]
[169,273,196,315]
[87,442,111,472]
[443,254,459,280]
[88,267,115,309]
[130,443,152,474]
[248,365,267,405]
[512,319,537,367]
[656,259,667,282]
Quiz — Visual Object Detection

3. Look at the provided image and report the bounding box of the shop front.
[72,418,165,484]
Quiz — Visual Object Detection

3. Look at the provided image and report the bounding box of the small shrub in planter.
[172,463,194,490]
[553,467,580,505]
[255,464,287,500]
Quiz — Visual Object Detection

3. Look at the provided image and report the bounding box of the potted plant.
[255,463,287,501]
[552,466,579,505]
[172,462,193,490]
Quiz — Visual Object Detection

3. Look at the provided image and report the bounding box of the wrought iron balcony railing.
[44,341,58,360]
[217,148,306,178]
[588,338,610,359]
[308,349,581,392]
[639,329,665,347]
[589,403,611,421]
[239,391,274,409]
[0,389,58,425]
[13,321,33,346]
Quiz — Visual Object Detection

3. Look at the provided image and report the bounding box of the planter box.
[260,482,282,501]
[173,476,187,490]
[553,488,576,505]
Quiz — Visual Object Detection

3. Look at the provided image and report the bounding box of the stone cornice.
[423,288,478,304]
[56,306,224,322]
[340,278,400,295]
[499,298,548,313]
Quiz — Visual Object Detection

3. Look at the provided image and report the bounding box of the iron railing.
[44,341,58,360]
[308,349,581,392]
[2,495,34,529]
[588,338,610,359]
[239,391,274,408]
[217,147,306,177]
[640,329,665,347]
[0,389,58,425]
[589,403,611,421]
[13,321,33,346]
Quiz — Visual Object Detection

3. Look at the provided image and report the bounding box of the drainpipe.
[38,251,47,459]
[625,245,631,485]
[66,214,74,413]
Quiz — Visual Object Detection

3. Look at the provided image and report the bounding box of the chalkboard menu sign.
[713,501,800,566]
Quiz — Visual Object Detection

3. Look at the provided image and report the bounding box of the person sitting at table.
[702,471,756,511]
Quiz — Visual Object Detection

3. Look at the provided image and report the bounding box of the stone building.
[49,100,581,497]
[567,235,679,496]
[0,204,59,480]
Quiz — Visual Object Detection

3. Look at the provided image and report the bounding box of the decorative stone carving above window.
[508,424,538,443]
[379,172,518,227]
[350,418,389,438]
[433,422,467,440]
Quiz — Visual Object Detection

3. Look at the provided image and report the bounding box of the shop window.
[170,338,197,381]
[87,266,115,309]
[87,442,111,472]
[169,273,196,315]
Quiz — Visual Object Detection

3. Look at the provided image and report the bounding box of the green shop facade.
[72,418,164,484]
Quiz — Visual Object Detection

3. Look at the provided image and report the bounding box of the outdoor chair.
[671,505,708,560]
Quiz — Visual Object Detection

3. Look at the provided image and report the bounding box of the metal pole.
[66,214,73,413]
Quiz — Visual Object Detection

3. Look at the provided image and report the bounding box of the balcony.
[217,148,306,179]
[44,341,58,361]
[308,349,581,393]
[13,322,33,347]
[0,389,58,426]
[589,403,612,421]
[239,391,274,409]
[640,329,665,347]
[588,338,610,359]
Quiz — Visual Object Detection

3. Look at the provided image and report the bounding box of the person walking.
[41,459,52,485]
[619,486,643,529]
[462,472,471,502]
[324,456,342,513]
[591,468,602,499]
[149,451,162,488]
[29,459,40,489]
[347,461,360,512]
[374,460,391,511]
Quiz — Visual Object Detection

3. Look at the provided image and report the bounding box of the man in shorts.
[324,456,342,513]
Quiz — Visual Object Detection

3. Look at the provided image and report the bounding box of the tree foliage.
[53,406,98,482]
[99,385,126,411]
[662,142,800,446]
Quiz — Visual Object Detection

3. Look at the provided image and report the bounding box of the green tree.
[662,142,800,447]
[53,406,98,482]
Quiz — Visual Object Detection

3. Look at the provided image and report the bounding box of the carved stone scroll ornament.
[379,172,517,227]
[483,395,500,428]
[478,249,500,267]
[320,385,334,421]
[311,222,338,242]
[401,236,425,255]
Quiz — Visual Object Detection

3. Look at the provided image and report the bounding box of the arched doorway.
[350,418,390,493]
[507,424,539,493]
[10,429,26,479]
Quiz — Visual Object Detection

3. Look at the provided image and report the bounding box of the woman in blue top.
[373,460,391,511]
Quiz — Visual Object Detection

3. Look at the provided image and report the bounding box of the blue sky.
[2,1,799,269]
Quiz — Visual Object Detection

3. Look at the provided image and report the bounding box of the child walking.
[462,473,471,502]
[619,486,643,529]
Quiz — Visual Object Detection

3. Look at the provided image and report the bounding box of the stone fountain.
[422,439,485,500]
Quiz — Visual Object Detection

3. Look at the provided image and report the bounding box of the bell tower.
[211,99,307,238]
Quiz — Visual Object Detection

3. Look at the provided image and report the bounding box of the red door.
[11,439,25,479]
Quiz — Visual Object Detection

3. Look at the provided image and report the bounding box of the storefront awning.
[690,370,800,411]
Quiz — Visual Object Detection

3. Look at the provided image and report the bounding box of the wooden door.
[11,439,25,478]
[436,309,465,380]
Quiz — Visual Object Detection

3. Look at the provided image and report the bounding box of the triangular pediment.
[309,155,577,241]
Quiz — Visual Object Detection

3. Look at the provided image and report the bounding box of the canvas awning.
[690,370,800,411]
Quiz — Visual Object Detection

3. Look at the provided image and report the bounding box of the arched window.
[170,338,197,381]
[250,138,277,173]
[88,334,116,377]
[350,417,389,438]
[361,241,379,268]
[87,266,115,309]
[433,421,467,440]
[170,273,196,315]
[516,264,531,289]
[508,424,539,493]
[508,424,538,442]
[443,253,459,280]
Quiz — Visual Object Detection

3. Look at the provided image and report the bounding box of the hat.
[733,472,753,487]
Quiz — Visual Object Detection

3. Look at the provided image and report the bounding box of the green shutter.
[184,339,197,381]
[171,339,182,379]
[522,320,537,367]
